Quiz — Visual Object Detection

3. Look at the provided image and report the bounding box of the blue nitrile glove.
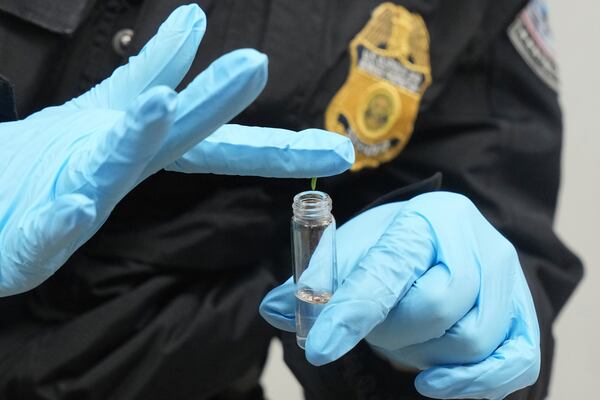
[260,192,540,400]
[0,5,354,297]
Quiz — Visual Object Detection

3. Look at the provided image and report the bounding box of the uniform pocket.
[0,0,96,34]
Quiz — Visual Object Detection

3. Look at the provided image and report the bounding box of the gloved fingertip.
[220,48,268,90]
[334,136,355,172]
[160,3,207,33]
[258,306,296,333]
[414,369,457,399]
[259,280,296,331]
[258,291,284,318]
[292,129,354,177]
[305,318,343,366]
[305,352,330,367]
[132,86,177,122]
[305,343,332,366]
[259,300,296,333]
[230,48,268,69]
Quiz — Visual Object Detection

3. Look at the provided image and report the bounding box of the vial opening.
[292,191,333,221]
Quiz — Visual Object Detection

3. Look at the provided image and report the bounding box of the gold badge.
[325,3,432,171]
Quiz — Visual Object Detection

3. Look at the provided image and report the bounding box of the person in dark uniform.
[0,1,582,399]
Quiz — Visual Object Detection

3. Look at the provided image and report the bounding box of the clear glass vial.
[291,191,337,349]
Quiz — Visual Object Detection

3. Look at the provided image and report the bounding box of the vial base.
[295,288,332,349]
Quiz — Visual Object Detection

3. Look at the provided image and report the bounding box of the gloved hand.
[0,5,354,297]
[261,192,540,399]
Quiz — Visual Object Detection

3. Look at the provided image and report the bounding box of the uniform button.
[112,28,134,56]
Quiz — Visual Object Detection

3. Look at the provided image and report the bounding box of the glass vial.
[291,191,337,349]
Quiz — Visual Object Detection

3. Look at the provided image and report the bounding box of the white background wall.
[261,1,600,398]
[548,0,600,398]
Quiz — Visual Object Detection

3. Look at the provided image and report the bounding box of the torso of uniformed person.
[0,1,580,399]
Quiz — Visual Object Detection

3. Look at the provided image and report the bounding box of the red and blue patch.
[508,0,559,91]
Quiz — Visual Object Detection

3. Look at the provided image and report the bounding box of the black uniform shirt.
[0,1,583,399]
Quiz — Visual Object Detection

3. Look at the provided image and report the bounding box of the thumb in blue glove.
[260,192,540,400]
[0,4,354,297]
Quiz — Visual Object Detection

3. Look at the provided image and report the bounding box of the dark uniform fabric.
[0,75,16,122]
[0,1,583,399]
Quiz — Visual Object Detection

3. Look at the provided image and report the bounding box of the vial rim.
[292,191,333,221]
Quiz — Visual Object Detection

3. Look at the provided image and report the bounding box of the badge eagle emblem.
[325,3,432,171]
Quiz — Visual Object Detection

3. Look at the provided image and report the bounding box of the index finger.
[305,208,436,365]
[165,125,355,178]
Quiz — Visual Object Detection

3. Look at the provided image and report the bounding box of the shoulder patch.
[325,3,432,171]
[508,0,559,91]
